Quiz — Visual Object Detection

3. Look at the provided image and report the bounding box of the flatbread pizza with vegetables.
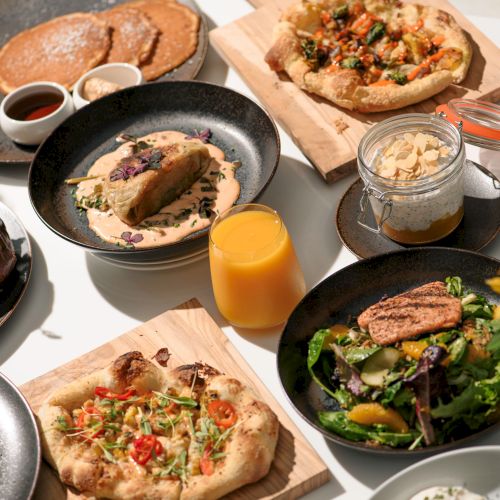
[265,0,472,112]
[39,351,279,499]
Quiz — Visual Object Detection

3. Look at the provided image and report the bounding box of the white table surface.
[1,1,499,498]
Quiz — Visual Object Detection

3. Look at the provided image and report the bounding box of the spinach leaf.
[389,71,407,85]
[318,411,416,447]
[446,276,463,297]
[487,321,500,360]
[307,329,337,399]
[463,302,493,320]
[341,56,362,70]
[431,362,500,429]
[345,346,381,365]
[307,329,332,370]
[332,4,348,19]
[366,22,385,45]
[448,336,467,364]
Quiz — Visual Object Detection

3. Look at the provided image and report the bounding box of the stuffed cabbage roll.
[104,141,211,225]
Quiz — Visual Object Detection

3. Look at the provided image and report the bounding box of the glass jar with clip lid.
[356,100,500,245]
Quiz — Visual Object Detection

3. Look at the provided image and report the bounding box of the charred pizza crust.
[265,0,472,112]
[39,352,279,500]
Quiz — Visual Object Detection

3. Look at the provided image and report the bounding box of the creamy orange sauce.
[75,131,240,249]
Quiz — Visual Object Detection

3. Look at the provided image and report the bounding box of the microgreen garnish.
[156,450,187,481]
[140,417,152,435]
[120,231,144,247]
[185,128,212,144]
[152,391,198,408]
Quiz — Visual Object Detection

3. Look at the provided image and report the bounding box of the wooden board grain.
[212,0,500,182]
[22,299,330,500]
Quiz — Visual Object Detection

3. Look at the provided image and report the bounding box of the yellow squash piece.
[348,402,409,433]
[401,340,428,360]
[486,277,500,294]
[493,306,500,321]
[329,324,350,337]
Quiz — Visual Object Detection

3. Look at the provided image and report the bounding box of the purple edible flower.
[185,128,212,144]
[121,231,144,246]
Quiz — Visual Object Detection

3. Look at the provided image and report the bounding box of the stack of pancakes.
[0,0,200,95]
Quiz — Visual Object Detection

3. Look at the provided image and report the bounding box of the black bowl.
[28,81,280,263]
[278,247,500,455]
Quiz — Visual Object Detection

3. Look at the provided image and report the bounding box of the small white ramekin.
[0,81,74,146]
[72,63,144,110]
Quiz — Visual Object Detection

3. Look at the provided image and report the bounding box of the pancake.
[99,7,158,66]
[0,13,110,94]
[121,0,200,81]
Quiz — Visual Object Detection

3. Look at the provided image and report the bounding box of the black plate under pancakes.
[336,161,500,259]
[0,202,32,326]
[278,248,500,455]
[0,372,41,499]
[28,81,280,263]
[0,0,208,166]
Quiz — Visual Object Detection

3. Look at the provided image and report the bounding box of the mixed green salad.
[309,277,500,449]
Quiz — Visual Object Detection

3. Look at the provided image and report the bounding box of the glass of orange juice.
[209,203,306,329]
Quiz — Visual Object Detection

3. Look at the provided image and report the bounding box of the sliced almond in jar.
[423,149,439,162]
[439,145,450,157]
[396,151,418,172]
[403,132,415,145]
[428,135,439,149]
[414,132,428,155]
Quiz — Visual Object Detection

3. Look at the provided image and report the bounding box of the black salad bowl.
[277,247,500,455]
[28,81,280,263]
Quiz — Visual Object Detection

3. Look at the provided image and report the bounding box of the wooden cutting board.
[21,299,330,499]
[211,0,500,182]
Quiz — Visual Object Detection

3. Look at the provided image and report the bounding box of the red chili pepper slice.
[94,386,136,401]
[165,401,179,415]
[200,444,214,476]
[76,406,104,439]
[130,435,163,466]
[207,400,237,429]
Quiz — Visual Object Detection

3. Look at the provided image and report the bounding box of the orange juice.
[209,204,306,329]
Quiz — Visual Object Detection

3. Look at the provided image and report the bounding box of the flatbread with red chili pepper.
[265,0,471,112]
[39,352,279,499]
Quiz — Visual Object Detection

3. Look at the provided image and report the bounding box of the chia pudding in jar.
[357,113,465,244]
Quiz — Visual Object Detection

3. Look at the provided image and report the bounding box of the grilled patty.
[358,281,462,345]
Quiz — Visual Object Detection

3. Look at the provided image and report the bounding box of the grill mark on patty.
[358,281,462,345]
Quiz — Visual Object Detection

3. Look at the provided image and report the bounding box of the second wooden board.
[211,0,500,182]
[22,299,330,499]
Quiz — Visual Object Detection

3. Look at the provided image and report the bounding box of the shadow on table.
[259,155,347,292]
[0,236,54,364]
[0,162,30,187]
[84,252,227,327]
[196,14,229,86]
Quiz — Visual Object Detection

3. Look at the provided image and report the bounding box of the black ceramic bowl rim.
[0,371,41,498]
[28,80,280,256]
[277,246,500,456]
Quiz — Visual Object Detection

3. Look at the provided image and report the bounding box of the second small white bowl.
[73,63,144,110]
